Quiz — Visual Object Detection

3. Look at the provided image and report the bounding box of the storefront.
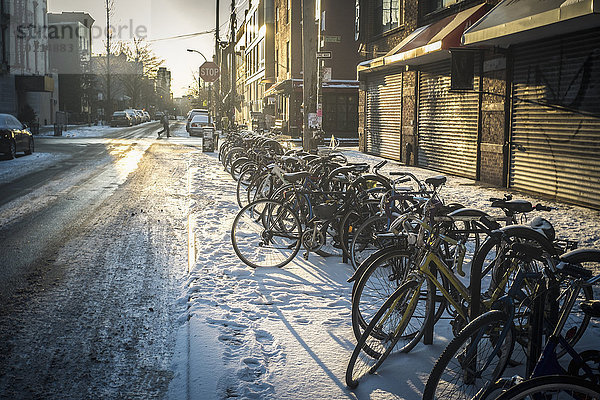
[358,3,488,171]
[463,0,600,208]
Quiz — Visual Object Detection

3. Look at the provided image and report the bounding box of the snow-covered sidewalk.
[169,149,600,400]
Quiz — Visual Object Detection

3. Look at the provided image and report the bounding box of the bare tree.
[115,39,165,109]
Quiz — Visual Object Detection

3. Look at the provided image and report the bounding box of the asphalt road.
[0,122,205,398]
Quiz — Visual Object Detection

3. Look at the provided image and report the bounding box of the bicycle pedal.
[303,251,309,260]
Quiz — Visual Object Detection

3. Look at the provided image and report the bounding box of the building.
[262,0,302,135]
[239,0,275,131]
[356,0,600,208]
[264,0,360,138]
[48,12,94,123]
[234,20,246,127]
[156,66,172,106]
[0,0,57,125]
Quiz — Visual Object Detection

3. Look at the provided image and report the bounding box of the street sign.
[316,51,332,59]
[200,61,220,82]
[323,35,341,43]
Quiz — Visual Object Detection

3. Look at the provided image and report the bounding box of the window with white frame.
[374,0,401,35]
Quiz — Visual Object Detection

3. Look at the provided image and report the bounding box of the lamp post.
[187,49,212,114]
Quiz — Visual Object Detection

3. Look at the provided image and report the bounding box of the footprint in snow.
[294,316,310,325]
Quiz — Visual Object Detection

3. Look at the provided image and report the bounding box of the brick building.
[264,0,360,137]
[356,0,600,208]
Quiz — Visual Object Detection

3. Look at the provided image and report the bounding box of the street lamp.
[187,49,208,62]
[187,49,211,113]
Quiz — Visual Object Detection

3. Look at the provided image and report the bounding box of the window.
[286,41,290,73]
[286,0,290,24]
[275,6,279,31]
[323,94,358,132]
[275,49,279,77]
[423,0,460,15]
[354,0,360,41]
[374,0,401,35]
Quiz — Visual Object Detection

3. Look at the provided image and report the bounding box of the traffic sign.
[316,51,332,59]
[200,61,220,82]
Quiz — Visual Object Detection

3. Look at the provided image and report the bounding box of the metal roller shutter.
[418,60,480,179]
[510,29,600,209]
[365,71,403,161]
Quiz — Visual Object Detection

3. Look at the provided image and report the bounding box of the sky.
[47,0,247,98]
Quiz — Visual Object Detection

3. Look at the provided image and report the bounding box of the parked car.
[124,109,140,124]
[110,111,133,127]
[0,113,34,159]
[188,114,214,136]
[143,111,151,122]
[186,109,209,132]
[135,110,146,123]
[189,114,216,151]
[154,111,165,121]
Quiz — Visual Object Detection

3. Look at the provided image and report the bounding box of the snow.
[38,124,121,138]
[0,151,68,184]
[171,146,600,399]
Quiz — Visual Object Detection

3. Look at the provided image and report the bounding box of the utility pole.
[215,0,220,128]
[230,0,237,127]
[302,0,318,152]
[105,0,112,119]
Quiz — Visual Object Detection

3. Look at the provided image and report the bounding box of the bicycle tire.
[554,248,600,355]
[231,199,302,268]
[423,310,515,400]
[346,280,423,389]
[351,249,421,340]
[349,214,396,270]
[339,200,381,264]
[236,167,258,208]
[494,375,600,400]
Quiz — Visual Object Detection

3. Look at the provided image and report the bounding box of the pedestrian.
[158,112,170,138]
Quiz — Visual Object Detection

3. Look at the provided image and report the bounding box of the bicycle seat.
[425,175,446,188]
[280,155,299,163]
[283,171,311,183]
[491,199,533,213]
[580,300,600,318]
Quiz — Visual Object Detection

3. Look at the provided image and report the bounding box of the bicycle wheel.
[351,249,422,340]
[554,249,599,355]
[494,375,600,400]
[471,226,556,362]
[339,200,381,264]
[423,310,515,400]
[236,167,258,208]
[231,199,302,268]
[350,214,396,270]
[346,280,424,389]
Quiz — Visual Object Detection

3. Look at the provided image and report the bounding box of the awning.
[264,79,358,97]
[264,79,297,97]
[15,75,54,92]
[463,0,600,47]
[358,3,488,74]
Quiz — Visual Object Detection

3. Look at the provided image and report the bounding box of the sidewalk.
[168,148,600,400]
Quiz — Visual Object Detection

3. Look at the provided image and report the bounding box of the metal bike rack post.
[423,263,436,345]
[469,252,483,321]
[527,281,546,377]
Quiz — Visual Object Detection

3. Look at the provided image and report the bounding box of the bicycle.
[422,248,599,400]
[345,207,558,388]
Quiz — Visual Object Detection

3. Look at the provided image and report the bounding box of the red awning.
[463,0,599,47]
[358,3,488,73]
